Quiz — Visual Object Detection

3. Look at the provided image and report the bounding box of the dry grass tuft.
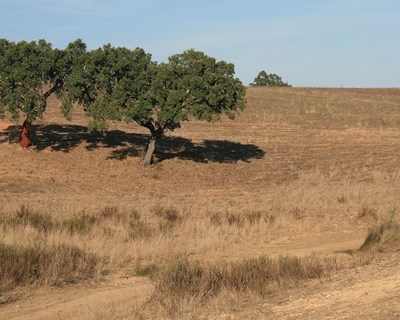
[0,242,100,294]
[100,206,122,221]
[8,205,56,233]
[244,210,263,224]
[134,262,158,277]
[360,217,400,251]
[152,205,183,232]
[151,254,338,312]
[226,212,245,227]
[290,207,306,220]
[209,210,271,227]
[128,215,154,240]
[358,205,379,221]
[152,205,181,222]
[61,212,97,235]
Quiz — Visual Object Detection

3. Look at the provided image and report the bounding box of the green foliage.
[0,39,87,122]
[53,39,88,119]
[81,47,246,139]
[1,38,246,164]
[0,39,52,120]
[137,50,246,136]
[66,46,246,165]
[1,39,244,129]
[67,44,154,131]
[251,70,291,87]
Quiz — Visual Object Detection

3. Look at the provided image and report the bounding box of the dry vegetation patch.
[1,88,400,318]
[152,255,338,303]
[0,242,99,298]
[360,216,400,251]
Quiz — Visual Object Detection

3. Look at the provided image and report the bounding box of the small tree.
[0,39,87,147]
[251,70,291,87]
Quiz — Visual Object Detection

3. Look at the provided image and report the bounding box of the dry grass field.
[1,87,400,319]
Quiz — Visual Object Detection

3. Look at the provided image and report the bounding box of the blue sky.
[1,0,399,87]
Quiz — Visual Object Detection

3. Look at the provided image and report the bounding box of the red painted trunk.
[20,119,31,148]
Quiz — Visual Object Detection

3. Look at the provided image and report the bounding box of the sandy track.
[1,277,152,320]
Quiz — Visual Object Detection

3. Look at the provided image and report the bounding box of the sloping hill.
[1,87,400,319]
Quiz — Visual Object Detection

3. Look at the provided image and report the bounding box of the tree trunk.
[143,136,156,167]
[20,118,31,148]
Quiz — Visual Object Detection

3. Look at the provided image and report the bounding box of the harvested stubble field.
[1,87,400,319]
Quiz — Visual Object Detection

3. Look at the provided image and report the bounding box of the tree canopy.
[250,70,291,87]
[65,44,154,132]
[0,39,54,121]
[0,39,246,166]
[0,39,87,122]
[70,47,246,166]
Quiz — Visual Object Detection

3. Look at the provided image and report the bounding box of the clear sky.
[1,0,399,87]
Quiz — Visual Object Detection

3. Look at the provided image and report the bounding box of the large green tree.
[139,50,246,166]
[86,48,246,167]
[0,39,87,146]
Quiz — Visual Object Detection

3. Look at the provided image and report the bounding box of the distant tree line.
[0,39,246,166]
[250,70,291,87]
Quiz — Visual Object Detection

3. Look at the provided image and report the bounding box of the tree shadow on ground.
[153,137,265,163]
[0,124,265,163]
